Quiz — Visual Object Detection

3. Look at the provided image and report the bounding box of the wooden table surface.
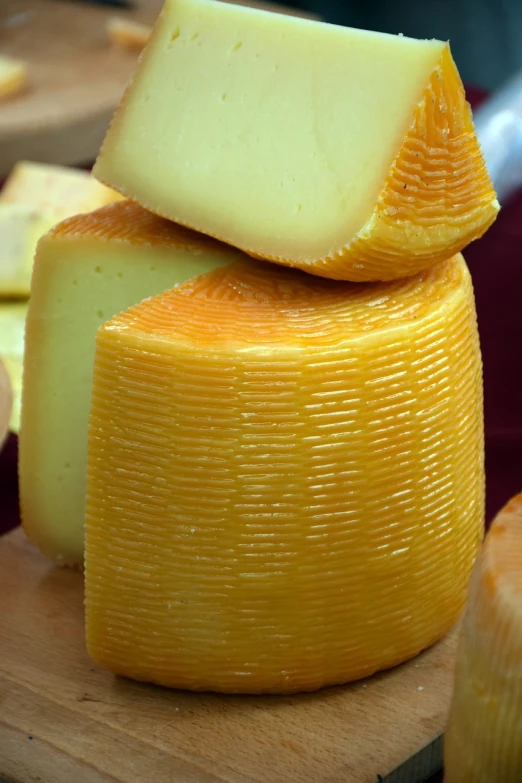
[0,528,455,782]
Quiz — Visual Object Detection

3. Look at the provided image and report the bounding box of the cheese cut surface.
[19,201,242,566]
[94,0,498,282]
[0,302,28,434]
[444,494,522,781]
[85,254,484,694]
[0,56,28,101]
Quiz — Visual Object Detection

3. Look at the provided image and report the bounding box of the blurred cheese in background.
[107,18,152,52]
[0,304,27,434]
[0,359,12,450]
[0,56,28,101]
[0,161,123,298]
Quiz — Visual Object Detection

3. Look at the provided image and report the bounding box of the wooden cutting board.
[0,0,318,178]
[0,528,456,783]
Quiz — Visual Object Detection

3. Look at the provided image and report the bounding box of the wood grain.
[0,0,318,178]
[0,528,455,783]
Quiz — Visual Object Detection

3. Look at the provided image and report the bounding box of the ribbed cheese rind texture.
[444,494,522,781]
[85,254,484,694]
[317,47,498,281]
[94,0,497,282]
[49,199,243,253]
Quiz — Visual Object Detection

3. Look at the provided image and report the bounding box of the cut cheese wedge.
[85,253,484,694]
[0,56,28,101]
[0,302,28,434]
[444,494,522,780]
[94,0,498,282]
[19,200,243,566]
[0,162,123,297]
[107,17,152,51]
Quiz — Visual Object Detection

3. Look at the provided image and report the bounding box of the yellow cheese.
[444,494,522,780]
[0,205,56,297]
[0,162,124,297]
[19,200,244,565]
[0,360,12,449]
[85,253,484,694]
[94,0,498,282]
[0,302,28,434]
[0,56,28,101]
[0,161,122,216]
[107,17,152,51]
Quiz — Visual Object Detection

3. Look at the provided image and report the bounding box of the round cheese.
[85,253,484,693]
[444,494,522,780]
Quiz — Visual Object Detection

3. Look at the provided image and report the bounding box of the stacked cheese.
[0,162,122,434]
[94,0,498,281]
[21,0,497,694]
[444,495,522,780]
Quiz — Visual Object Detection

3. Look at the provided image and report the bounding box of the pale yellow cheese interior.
[95,0,447,263]
[20,201,242,565]
[0,302,28,433]
[0,162,124,297]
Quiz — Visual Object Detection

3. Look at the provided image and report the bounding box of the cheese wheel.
[94,0,498,282]
[444,494,522,780]
[19,200,245,565]
[85,253,484,694]
[0,360,12,449]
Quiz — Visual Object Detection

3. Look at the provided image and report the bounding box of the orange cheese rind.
[250,47,499,281]
[85,253,484,694]
[444,494,522,780]
[48,199,242,255]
